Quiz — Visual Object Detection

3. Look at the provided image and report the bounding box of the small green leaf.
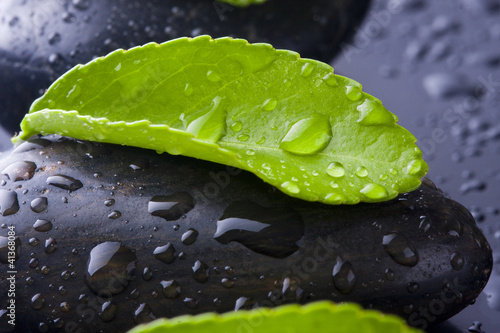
[13,36,428,204]
[218,0,268,7]
[127,301,423,333]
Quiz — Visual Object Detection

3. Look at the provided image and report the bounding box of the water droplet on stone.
[45,238,57,254]
[183,297,198,309]
[29,237,40,247]
[85,242,137,296]
[2,161,36,181]
[385,268,396,281]
[148,192,195,221]
[31,294,45,310]
[192,260,210,283]
[12,137,51,154]
[407,281,419,293]
[181,229,199,245]
[332,257,357,294]
[108,211,121,219]
[423,73,475,100]
[327,162,345,178]
[46,175,83,191]
[33,219,53,232]
[214,201,304,258]
[382,233,419,267]
[134,303,157,324]
[100,301,117,323]
[450,252,465,270]
[221,278,234,288]
[31,197,48,213]
[154,243,176,264]
[142,267,153,281]
[235,297,256,311]
[0,190,19,216]
[161,280,181,299]
[279,113,332,155]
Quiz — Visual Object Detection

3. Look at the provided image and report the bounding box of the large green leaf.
[127,301,423,333]
[13,36,428,204]
[218,0,267,7]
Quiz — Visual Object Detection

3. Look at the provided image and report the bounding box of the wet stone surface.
[0,136,492,332]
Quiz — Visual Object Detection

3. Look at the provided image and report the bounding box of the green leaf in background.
[218,0,267,7]
[13,36,428,204]
[127,301,423,333]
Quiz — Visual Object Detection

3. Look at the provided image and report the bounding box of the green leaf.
[127,301,423,333]
[217,0,268,7]
[13,35,428,204]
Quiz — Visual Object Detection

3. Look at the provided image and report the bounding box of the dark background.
[1,0,499,332]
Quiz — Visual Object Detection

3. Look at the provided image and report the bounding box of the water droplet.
[356,99,396,126]
[104,199,115,207]
[31,197,48,213]
[100,301,117,323]
[404,160,424,175]
[33,219,53,232]
[221,278,234,288]
[281,181,300,194]
[192,260,210,283]
[114,63,122,71]
[300,62,315,77]
[29,258,39,268]
[154,243,176,264]
[262,98,278,111]
[29,237,40,247]
[148,192,195,221]
[385,268,395,281]
[185,96,226,141]
[214,201,304,258]
[423,73,475,100]
[450,252,465,270]
[355,166,369,177]
[279,113,332,155]
[324,193,345,204]
[46,175,83,191]
[407,282,419,293]
[142,267,153,281]
[281,277,303,301]
[235,297,256,311]
[360,183,389,200]
[181,229,199,245]
[245,149,255,156]
[60,302,71,313]
[327,162,345,178]
[206,70,221,82]
[0,190,20,216]
[45,238,57,254]
[183,297,198,309]
[161,280,181,299]
[237,134,250,142]
[382,233,419,267]
[0,236,21,263]
[2,161,36,181]
[256,137,266,144]
[230,121,243,132]
[332,257,357,294]
[323,73,338,86]
[12,137,51,153]
[85,242,137,296]
[346,85,362,101]
[134,303,156,324]
[108,211,121,219]
[184,83,193,97]
[31,294,45,310]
